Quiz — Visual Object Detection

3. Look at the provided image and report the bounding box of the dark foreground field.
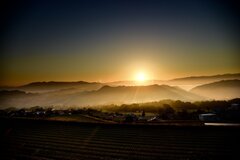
[1,118,240,160]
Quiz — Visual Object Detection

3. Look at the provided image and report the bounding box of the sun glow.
[136,72,146,82]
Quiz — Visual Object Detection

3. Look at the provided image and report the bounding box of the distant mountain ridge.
[168,73,240,84]
[1,79,240,108]
[73,84,203,106]
[191,79,240,100]
[0,90,34,96]
[0,73,240,105]
[106,73,240,90]
[0,73,239,93]
[23,81,96,86]
[0,84,203,108]
[0,81,103,93]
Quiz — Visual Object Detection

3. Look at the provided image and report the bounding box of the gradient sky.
[1,0,240,86]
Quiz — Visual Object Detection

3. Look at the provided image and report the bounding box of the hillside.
[1,73,240,108]
[0,81,103,93]
[168,73,240,84]
[0,85,203,108]
[107,73,240,90]
[56,84,204,106]
[0,90,38,108]
[1,73,239,92]
[190,80,240,100]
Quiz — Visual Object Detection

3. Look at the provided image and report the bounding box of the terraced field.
[47,114,111,123]
[1,118,240,160]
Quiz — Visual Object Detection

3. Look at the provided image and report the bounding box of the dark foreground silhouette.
[1,118,240,160]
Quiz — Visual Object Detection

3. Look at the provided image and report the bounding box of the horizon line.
[1,72,240,87]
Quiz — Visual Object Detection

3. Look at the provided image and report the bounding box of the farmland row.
[2,119,240,159]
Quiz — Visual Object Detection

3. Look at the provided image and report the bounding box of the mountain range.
[108,73,240,90]
[0,73,239,108]
[0,84,203,108]
[191,79,240,100]
[1,73,240,92]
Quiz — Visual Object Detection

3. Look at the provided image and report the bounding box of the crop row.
[3,120,240,160]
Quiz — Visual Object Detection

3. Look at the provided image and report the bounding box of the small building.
[199,113,220,122]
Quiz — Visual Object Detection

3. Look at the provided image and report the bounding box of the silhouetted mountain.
[167,73,240,85]
[0,90,38,108]
[106,80,164,86]
[190,80,240,100]
[0,90,28,96]
[1,73,239,92]
[23,81,95,86]
[106,73,240,90]
[0,81,103,93]
[45,84,204,106]
[0,84,204,108]
[1,73,239,108]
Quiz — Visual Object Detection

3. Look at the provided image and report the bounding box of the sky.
[1,0,240,86]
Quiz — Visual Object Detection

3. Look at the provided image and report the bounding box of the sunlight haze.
[1,0,239,86]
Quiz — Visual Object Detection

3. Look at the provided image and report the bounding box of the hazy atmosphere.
[1,0,239,86]
[1,1,240,160]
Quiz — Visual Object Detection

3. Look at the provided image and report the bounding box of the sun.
[136,72,146,82]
